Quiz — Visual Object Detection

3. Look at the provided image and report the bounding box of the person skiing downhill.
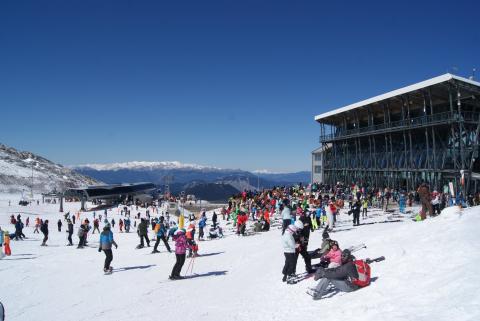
[152,217,171,253]
[98,224,118,274]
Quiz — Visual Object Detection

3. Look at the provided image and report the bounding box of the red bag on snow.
[351,260,371,287]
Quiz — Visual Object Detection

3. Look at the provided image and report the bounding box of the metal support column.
[429,89,437,188]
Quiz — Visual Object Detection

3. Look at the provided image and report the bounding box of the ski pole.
[185,257,193,276]
[189,255,196,276]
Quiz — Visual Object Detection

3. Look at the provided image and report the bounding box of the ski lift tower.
[30,160,34,199]
[163,175,174,199]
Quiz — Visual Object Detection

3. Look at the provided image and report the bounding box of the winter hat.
[329,240,339,248]
[294,220,304,230]
[341,249,352,261]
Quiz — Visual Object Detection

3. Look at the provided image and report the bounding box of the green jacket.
[138,220,148,235]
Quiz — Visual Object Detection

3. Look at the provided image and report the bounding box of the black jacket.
[138,220,148,235]
[40,223,49,235]
[298,215,313,246]
[349,202,361,215]
[315,260,359,289]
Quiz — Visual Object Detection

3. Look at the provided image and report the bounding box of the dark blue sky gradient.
[1,0,478,171]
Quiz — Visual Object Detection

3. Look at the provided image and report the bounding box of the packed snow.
[1,195,479,321]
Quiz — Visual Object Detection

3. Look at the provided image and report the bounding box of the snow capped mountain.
[0,143,100,194]
[73,161,222,171]
[72,161,310,199]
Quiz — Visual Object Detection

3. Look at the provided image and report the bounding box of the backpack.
[351,260,371,287]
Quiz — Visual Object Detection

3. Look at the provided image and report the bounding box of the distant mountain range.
[0,142,310,201]
[0,143,100,194]
[72,161,310,201]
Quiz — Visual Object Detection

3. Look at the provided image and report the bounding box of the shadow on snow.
[113,264,156,272]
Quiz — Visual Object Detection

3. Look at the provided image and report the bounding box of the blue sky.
[0,0,478,172]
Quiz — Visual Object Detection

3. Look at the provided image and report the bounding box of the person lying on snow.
[310,249,370,300]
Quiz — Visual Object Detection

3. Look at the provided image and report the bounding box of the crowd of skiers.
[0,180,468,287]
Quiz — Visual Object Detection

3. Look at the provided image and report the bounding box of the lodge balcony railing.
[319,111,480,143]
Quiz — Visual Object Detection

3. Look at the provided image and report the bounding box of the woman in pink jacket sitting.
[322,240,342,268]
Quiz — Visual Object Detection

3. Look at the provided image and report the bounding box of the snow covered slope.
[0,143,100,193]
[1,198,479,321]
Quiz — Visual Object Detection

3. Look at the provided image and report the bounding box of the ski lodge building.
[313,73,480,195]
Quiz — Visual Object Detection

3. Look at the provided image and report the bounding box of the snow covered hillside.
[0,143,100,194]
[71,162,310,196]
[1,196,479,321]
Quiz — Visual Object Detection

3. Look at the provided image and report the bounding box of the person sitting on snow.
[321,240,342,268]
[309,227,332,265]
[310,249,359,300]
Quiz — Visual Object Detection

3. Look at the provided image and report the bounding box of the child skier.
[4,230,11,256]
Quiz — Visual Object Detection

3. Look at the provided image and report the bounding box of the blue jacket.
[199,217,207,228]
[99,230,116,250]
[0,230,4,243]
[156,223,167,237]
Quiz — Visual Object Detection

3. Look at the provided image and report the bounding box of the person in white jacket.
[282,220,303,283]
[325,203,335,231]
[281,200,292,234]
